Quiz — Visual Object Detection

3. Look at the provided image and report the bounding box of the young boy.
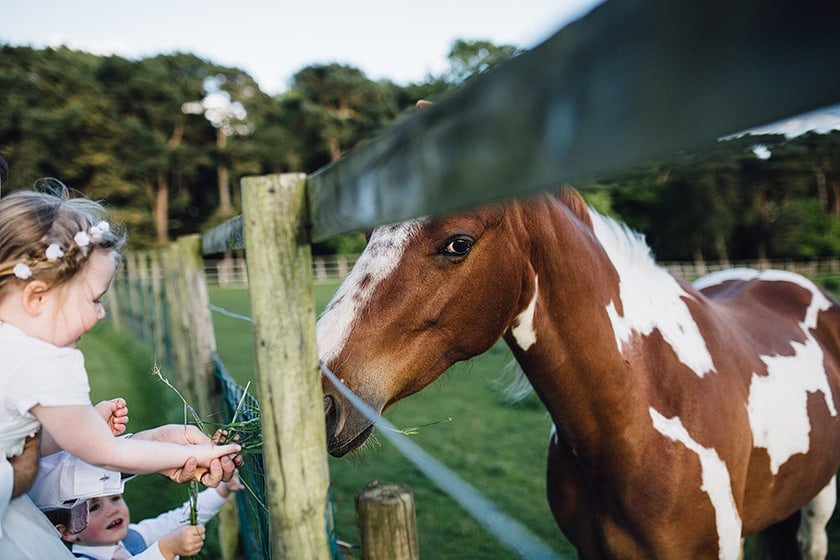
[30,451,242,559]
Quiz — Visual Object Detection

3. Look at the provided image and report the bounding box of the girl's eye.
[441,236,474,257]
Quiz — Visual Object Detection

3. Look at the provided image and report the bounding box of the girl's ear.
[21,280,50,316]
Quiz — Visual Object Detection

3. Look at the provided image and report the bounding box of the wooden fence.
[110,0,840,558]
[203,254,359,286]
[201,255,840,287]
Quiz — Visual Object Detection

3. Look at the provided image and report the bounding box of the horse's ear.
[558,185,593,229]
[416,100,433,113]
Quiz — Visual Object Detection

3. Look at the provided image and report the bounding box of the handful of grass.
[151,363,262,453]
[151,362,266,524]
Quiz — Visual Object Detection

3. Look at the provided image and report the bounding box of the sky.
[2,0,838,137]
[0,0,602,95]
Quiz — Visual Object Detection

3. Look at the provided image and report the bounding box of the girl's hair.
[0,179,126,297]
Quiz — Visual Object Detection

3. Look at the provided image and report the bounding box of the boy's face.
[65,494,131,546]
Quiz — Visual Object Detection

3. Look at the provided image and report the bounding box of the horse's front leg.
[546,428,606,559]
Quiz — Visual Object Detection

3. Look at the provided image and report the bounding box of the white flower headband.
[12,221,111,280]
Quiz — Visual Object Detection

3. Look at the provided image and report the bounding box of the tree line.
[1,41,838,262]
[584,131,840,264]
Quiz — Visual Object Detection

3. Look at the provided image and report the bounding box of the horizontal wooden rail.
[305,0,840,240]
[202,0,840,248]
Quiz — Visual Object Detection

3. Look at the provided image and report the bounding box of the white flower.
[89,221,110,242]
[74,231,91,248]
[45,243,64,260]
[13,263,32,280]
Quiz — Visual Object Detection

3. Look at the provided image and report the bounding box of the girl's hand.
[131,424,242,486]
[158,524,206,559]
[194,442,242,469]
[94,398,129,435]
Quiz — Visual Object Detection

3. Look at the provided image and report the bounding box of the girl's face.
[41,250,116,348]
[73,494,130,546]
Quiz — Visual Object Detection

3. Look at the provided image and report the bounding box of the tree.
[285,63,400,168]
[443,39,520,85]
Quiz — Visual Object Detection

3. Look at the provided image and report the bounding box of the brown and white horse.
[317,187,840,559]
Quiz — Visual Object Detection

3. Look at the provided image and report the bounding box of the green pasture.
[81,277,840,559]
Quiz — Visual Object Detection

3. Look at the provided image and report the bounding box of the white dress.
[0,322,91,558]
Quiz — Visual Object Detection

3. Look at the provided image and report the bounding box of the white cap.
[28,451,129,511]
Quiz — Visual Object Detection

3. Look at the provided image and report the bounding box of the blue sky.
[0,0,601,94]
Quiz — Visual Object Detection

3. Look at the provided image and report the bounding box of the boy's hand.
[216,470,245,499]
[157,524,206,560]
[93,398,129,436]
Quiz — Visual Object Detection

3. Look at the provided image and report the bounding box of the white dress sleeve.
[6,345,90,414]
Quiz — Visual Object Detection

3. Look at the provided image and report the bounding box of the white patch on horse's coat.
[316,220,422,363]
[511,275,539,351]
[649,407,742,560]
[797,475,836,560]
[590,212,716,377]
[709,270,839,475]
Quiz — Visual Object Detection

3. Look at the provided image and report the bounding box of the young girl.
[0,182,240,557]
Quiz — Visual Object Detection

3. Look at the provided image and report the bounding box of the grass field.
[80,277,840,559]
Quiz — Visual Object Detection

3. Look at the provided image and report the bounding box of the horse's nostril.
[324,395,334,414]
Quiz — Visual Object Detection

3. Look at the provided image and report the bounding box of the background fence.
[203,255,840,287]
[106,0,840,558]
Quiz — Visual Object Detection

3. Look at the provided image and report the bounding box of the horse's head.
[317,204,531,456]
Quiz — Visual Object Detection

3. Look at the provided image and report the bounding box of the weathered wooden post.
[356,482,420,560]
[147,250,169,368]
[159,235,217,417]
[159,234,241,560]
[241,173,332,559]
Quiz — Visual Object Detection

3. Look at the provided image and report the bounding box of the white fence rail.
[204,254,360,286]
[203,254,840,287]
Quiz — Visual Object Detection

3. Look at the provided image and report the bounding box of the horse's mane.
[589,207,658,272]
[556,186,658,271]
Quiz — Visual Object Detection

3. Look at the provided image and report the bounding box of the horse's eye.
[441,236,473,256]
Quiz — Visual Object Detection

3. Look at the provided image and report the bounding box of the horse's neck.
[507,197,671,453]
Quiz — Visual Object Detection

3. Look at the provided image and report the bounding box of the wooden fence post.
[159,235,218,421]
[241,173,332,559]
[158,235,241,560]
[355,482,420,560]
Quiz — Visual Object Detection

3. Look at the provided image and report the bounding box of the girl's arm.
[37,398,125,456]
[31,404,240,474]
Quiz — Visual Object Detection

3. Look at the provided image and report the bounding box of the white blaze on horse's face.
[695,268,837,475]
[317,220,422,365]
[649,407,742,560]
[590,212,716,376]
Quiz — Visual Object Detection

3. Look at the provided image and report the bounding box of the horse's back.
[693,268,840,360]
[692,268,840,533]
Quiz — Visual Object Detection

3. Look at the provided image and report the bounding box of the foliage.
[594,131,840,262]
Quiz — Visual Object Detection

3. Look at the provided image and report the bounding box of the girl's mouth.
[106,518,124,530]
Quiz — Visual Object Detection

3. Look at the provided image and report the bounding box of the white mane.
[588,210,658,273]
[588,207,717,377]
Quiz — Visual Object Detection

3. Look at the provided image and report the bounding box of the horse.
[316,186,840,559]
